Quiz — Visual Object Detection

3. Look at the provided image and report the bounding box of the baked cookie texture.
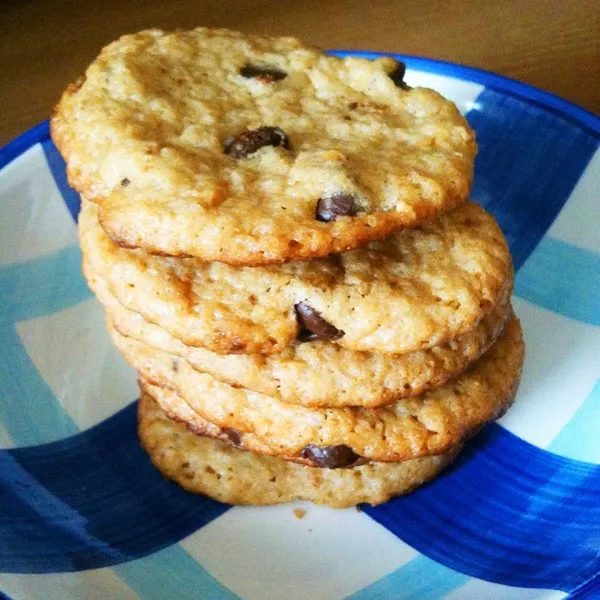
[55,26,525,507]
[92,267,511,408]
[112,316,524,464]
[79,200,512,356]
[138,391,463,508]
[140,379,335,467]
[52,27,476,265]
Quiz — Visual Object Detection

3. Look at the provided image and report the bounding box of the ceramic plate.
[1,53,599,600]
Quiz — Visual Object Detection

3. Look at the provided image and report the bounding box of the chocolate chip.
[301,444,360,468]
[222,428,243,448]
[295,302,344,341]
[316,192,360,222]
[296,329,319,343]
[388,62,411,90]
[240,64,287,83]
[224,126,290,158]
[120,178,130,187]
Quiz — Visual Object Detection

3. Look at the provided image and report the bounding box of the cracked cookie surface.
[116,316,524,463]
[93,266,512,407]
[80,200,512,355]
[53,27,476,265]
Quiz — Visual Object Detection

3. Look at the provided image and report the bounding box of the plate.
[1,53,599,600]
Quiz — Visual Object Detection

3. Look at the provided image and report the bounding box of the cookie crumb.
[293,508,307,519]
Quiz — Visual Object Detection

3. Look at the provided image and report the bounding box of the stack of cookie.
[52,28,524,508]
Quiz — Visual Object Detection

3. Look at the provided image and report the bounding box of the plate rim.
[1,50,599,600]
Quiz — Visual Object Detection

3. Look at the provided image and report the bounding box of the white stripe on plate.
[547,146,600,254]
[180,502,418,600]
[15,297,138,430]
[0,568,140,600]
[405,71,484,115]
[0,420,14,449]
[444,578,567,600]
[0,144,77,266]
[498,297,600,450]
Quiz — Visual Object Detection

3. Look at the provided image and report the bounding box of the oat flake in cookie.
[52,27,476,265]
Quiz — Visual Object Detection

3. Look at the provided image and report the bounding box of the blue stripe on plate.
[113,544,241,600]
[346,554,469,600]
[0,402,231,573]
[464,89,599,271]
[549,379,600,463]
[568,572,600,599]
[40,137,81,221]
[363,424,600,593]
[0,451,122,567]
[515,237,600,326]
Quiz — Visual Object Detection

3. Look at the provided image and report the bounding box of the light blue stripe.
[515,236,600,326]
[0,324,79,445]
[0,246,92,445]
[113,544,240,600]
[0,245,92,323]
[549,379,600,463]
[346,555,469,600]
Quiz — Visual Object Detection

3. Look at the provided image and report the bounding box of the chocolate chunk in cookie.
[388,62,411,90]
[295,302,344,341]
[240,64,287,82]
[316,192,360,222]
[224,126,290,158]
[301,444,361,468]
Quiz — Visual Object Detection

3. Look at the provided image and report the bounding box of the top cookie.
[52,27,477,265]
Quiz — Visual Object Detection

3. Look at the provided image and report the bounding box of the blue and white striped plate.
[1,53,599,600]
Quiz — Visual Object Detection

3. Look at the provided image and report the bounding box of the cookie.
[52,27,476,265]
[138,392,463,508]
[93,267,512,407]
[51,29,476,265]
[140,379,331,467]
[113,315,524,464]
[141,378,478,471]
[80,200,512,355]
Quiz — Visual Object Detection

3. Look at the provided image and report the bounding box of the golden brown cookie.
[80,200,512,355]
[138,392,463,508]
[140,379,330,467]
[53,27,476,265]
[93,267,512,408]
[114,315,525,464]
